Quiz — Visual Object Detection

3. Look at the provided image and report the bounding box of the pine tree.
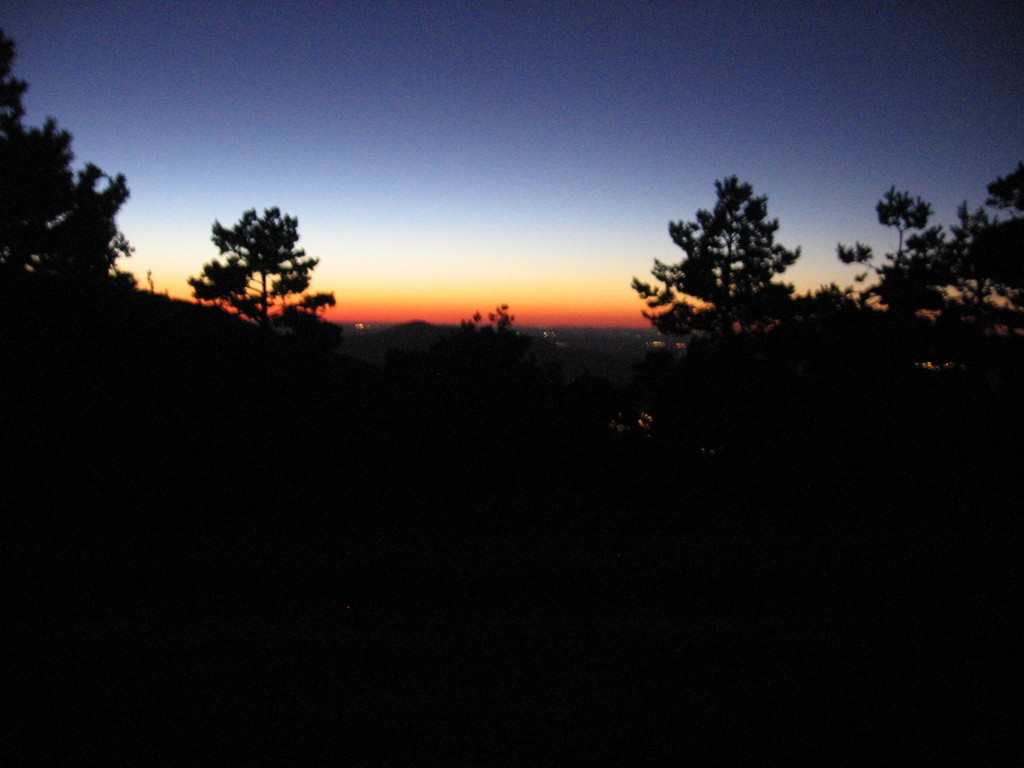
[189,207,335,331]
[632,176,799,335]
[838,174,1024,324]
[0,28,133,286]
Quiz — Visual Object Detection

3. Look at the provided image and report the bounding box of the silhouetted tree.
[189,207,335,332]
[837,187,947,317]
[986,161,1024,213]
[941,203,1003,322]
[793,283,863,319]
[840,172,1024,325]
[632,176,799,335]
[961,163,1024,319]
[487,302,516,332]
[0,29,134,286]
[432,304,535,374]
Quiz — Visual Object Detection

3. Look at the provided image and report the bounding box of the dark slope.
[340,320,453,365]
[341,320,650,384]
[3,281,1020,764]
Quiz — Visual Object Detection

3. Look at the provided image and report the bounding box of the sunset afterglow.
[5,2,1021,327]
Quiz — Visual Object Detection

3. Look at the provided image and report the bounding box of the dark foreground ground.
[3,285,1020,764]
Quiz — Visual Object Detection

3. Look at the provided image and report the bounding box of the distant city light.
[913,361,960,371]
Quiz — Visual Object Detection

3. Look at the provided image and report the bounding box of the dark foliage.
[633,176,799,335]
[986,160,1024,213]
[189,207,337,340]
[5,275,1020,764]
[837,186,946,317]
[839,166,1024,325]
[0,28,133,286]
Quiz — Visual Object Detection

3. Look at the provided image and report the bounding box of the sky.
[5,0,1023,327]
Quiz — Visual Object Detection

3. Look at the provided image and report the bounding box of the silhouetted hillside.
[527,330,651,385]
[5,278,1021,764]
[340,320,454,364]
[341,320,657,384]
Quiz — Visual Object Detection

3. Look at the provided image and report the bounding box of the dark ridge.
[341,320,452,364]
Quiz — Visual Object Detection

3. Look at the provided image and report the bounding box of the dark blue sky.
[5,0,1023,324]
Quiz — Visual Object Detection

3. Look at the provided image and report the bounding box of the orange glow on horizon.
[163,283,651,329]
[324,298,650,328]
